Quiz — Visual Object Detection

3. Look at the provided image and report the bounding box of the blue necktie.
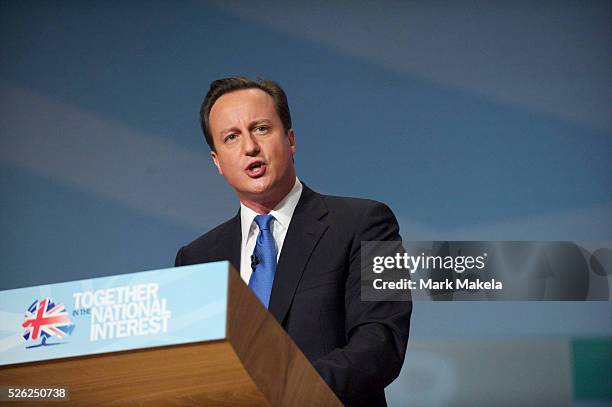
[248,214,277,308]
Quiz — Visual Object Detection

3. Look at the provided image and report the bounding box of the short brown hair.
[200,77,292,151]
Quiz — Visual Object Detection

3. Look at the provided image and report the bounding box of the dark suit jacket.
[175,184,412,406]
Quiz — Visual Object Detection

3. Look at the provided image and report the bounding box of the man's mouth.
[245,161,266,178]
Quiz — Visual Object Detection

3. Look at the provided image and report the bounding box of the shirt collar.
[240,177,303,240]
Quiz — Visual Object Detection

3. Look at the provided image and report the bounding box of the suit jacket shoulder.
[318,192,398,224]
[174,212,241,268]
[316,192,402,248]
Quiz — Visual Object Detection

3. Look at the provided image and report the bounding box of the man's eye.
[225,134,238,142]
[254,126,268,133]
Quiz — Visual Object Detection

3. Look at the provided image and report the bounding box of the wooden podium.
[0,266,342,406]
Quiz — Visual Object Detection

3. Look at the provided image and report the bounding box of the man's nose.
[242,132,260,156]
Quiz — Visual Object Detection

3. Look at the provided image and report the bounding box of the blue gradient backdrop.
[1,1,611,405]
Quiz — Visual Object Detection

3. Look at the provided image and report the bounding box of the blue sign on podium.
[0,261,230,366]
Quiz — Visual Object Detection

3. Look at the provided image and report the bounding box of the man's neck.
[240,199,277,215]
[240,177,297,214]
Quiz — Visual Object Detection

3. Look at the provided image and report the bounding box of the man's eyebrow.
[219,126,240,135]
[219,119,272,135]
[250,118,272,127]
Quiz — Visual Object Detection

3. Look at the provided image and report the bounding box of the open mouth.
[245,161,266,178]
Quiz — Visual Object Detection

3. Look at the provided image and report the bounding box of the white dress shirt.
[239,178,303,284]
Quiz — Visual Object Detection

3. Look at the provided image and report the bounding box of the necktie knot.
[254,214,274,231]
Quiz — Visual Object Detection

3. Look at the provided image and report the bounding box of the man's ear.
[288,128,296,154]
[211,151,223,175]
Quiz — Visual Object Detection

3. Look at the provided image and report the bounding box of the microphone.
[251,254,260,271]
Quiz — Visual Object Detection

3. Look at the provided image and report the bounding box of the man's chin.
[236,172,294,207]
[238,181,274,200]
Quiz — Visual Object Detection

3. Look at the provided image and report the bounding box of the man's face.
[209,88,296,207]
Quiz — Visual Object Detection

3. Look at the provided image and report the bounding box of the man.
[175,77,411,406]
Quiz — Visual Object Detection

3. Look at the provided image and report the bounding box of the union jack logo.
[22,298,75,347]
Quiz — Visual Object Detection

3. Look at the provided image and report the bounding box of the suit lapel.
[268,185,329,324]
